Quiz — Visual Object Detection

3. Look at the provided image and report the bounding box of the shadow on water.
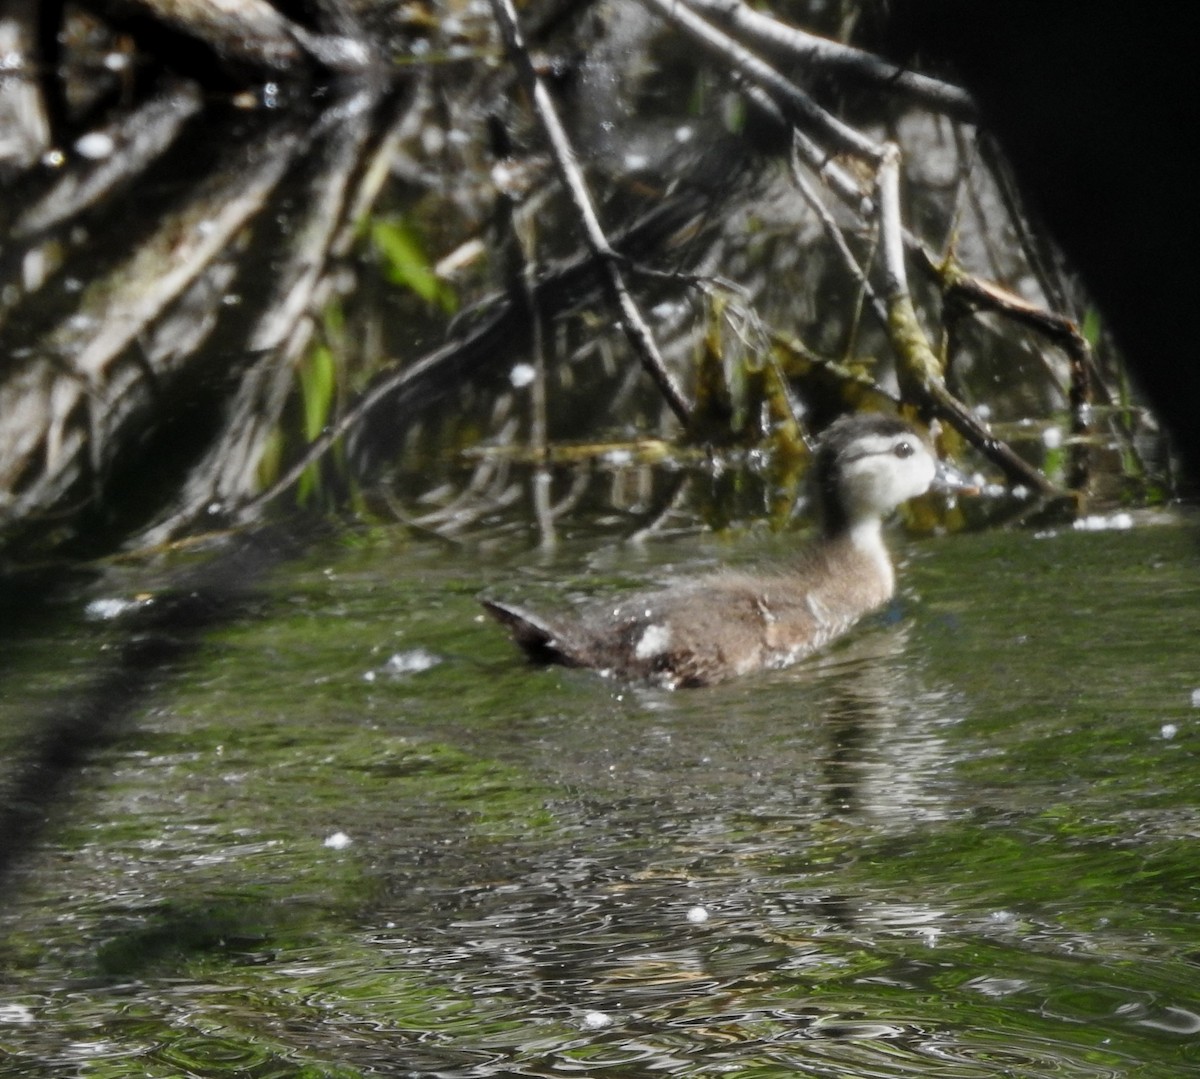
[0,525,312,885]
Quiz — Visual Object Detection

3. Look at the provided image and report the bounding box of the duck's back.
[486,537,893,688]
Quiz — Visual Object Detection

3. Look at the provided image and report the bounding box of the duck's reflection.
[803,621,956,824]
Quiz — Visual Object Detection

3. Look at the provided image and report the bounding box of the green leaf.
[371,217,456,311]
[300,344,336,443]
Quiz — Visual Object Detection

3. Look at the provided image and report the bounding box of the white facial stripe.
[842,433,914,460]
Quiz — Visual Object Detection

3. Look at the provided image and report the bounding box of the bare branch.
[490,0,691,427]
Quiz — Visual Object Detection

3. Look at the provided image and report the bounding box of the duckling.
[483,413,947,688]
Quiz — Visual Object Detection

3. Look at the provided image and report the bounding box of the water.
[2,516,1199,1076]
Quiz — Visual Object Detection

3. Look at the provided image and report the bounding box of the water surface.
[2,517,1198,1077]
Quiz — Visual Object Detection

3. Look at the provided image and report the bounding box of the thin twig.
[789,135,888,329]
[490,0,691,426]
[790,123,878,212]
[491,128,557,548]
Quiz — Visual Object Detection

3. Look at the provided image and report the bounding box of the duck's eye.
[893,441,915,459]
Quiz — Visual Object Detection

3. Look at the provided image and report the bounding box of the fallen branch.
[876,145,1059,495]
[12,81,204,242]
[636,0,885,162]
[0,118,307,534]
[787,120,1089,493]
[683,0,977,122]
[117,0,371,73]
[935,259,1099,491]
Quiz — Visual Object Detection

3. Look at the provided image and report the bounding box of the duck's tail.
[480,599,583,667]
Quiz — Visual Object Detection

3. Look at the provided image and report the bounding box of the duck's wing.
[480,599,585,667]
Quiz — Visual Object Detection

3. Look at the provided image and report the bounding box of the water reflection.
[499,618,961,840]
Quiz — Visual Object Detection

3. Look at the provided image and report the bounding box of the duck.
[482,412,954,688]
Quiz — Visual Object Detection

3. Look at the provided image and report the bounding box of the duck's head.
[811,414,937,537]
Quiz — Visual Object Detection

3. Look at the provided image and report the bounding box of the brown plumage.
[483,413,942,688]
